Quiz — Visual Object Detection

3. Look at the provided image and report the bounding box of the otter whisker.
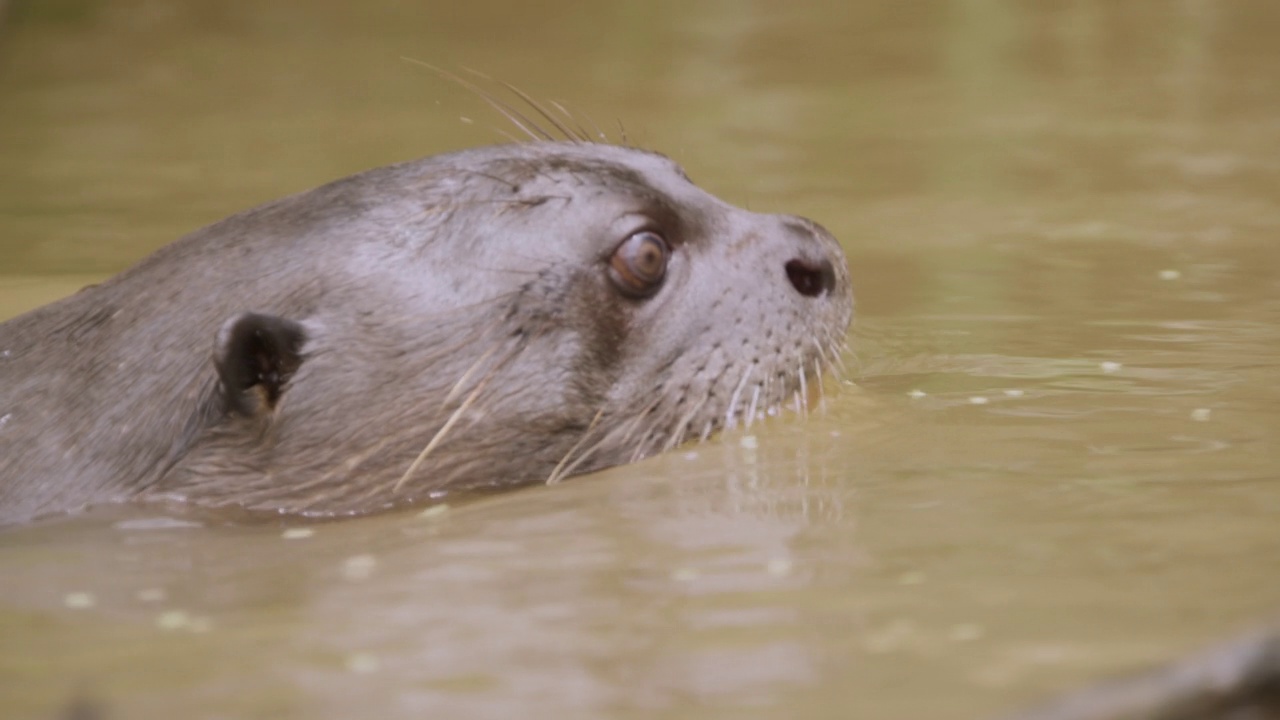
[724,363,756,430]
[620,396,667,445]
[662,426,688,453]
[449,65,561,142]
[393,377,490,494]
[594,393,666,464]
[488,78,584,143]
[665,393,713,452]
[797,365,809,417]
[556,424,631,480]
[745,385,762,429]
[394,329,533,497]
[453,65,581,143]
[699,419,715,442]
[491,129,523,144]
[812,341,834,380]
[566,105,610,144]
[545,100,594,144]
[401,58,552,142]
[812,358,828,413]
[814,338,834,371]
[826,336,850,377]
[547,407,607,485]
[826,354,848,386]
[443,341,503,406]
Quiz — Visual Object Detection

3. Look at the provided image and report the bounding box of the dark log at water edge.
[1005,626,1280,720]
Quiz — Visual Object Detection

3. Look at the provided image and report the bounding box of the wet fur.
[0,140,852,523]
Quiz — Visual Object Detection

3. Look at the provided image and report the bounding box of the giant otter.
[0,141,853,524]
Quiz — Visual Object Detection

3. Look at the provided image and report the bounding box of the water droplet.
[64,592,96,609]
[157,611,191,630]
[418,504,449,520]
[342,554,378,581]
[671,567,699,582]
[346,653,380,674]
[136,588,167,603]
[766,558,793,576]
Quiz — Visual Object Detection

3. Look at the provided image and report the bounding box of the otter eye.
[608,231,670,298]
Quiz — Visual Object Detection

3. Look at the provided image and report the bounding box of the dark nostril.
[785,258,834,298]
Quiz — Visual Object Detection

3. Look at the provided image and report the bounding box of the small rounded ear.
[214,312,308,417]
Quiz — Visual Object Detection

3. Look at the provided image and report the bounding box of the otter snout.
[778,216,849,301]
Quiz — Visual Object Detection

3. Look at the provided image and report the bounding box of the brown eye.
[608,231,670,298]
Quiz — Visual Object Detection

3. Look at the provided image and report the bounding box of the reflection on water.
[2,1,1279,719]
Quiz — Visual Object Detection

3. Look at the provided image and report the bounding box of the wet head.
[0,141,853,522]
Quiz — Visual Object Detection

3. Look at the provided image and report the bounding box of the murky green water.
[2,1,1278,719]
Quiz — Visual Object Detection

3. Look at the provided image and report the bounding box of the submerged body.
[0,142,852,524]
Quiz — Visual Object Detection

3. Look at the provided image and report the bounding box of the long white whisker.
[443,342,501,406]
[797,364,809,417]
[813,358,828,414]
[393,377,488,493]
[699,419,716,441]
[724,363,755,430]
[745,385,762,430]
[547,408,606,485]
[664,393,713,452]
[400,58,549,141]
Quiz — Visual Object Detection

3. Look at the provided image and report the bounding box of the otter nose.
[785,258,836,298]
[779,216,840,299]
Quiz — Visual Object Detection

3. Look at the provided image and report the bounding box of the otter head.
[154,142,853,516]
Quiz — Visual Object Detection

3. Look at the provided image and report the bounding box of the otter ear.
[214,312,307,417]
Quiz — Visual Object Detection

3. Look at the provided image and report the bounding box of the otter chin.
[0,141,853,524]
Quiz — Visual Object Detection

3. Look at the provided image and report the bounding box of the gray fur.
[0,142,853,523]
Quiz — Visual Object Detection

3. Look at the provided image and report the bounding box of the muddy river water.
[1,2,1278,718]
